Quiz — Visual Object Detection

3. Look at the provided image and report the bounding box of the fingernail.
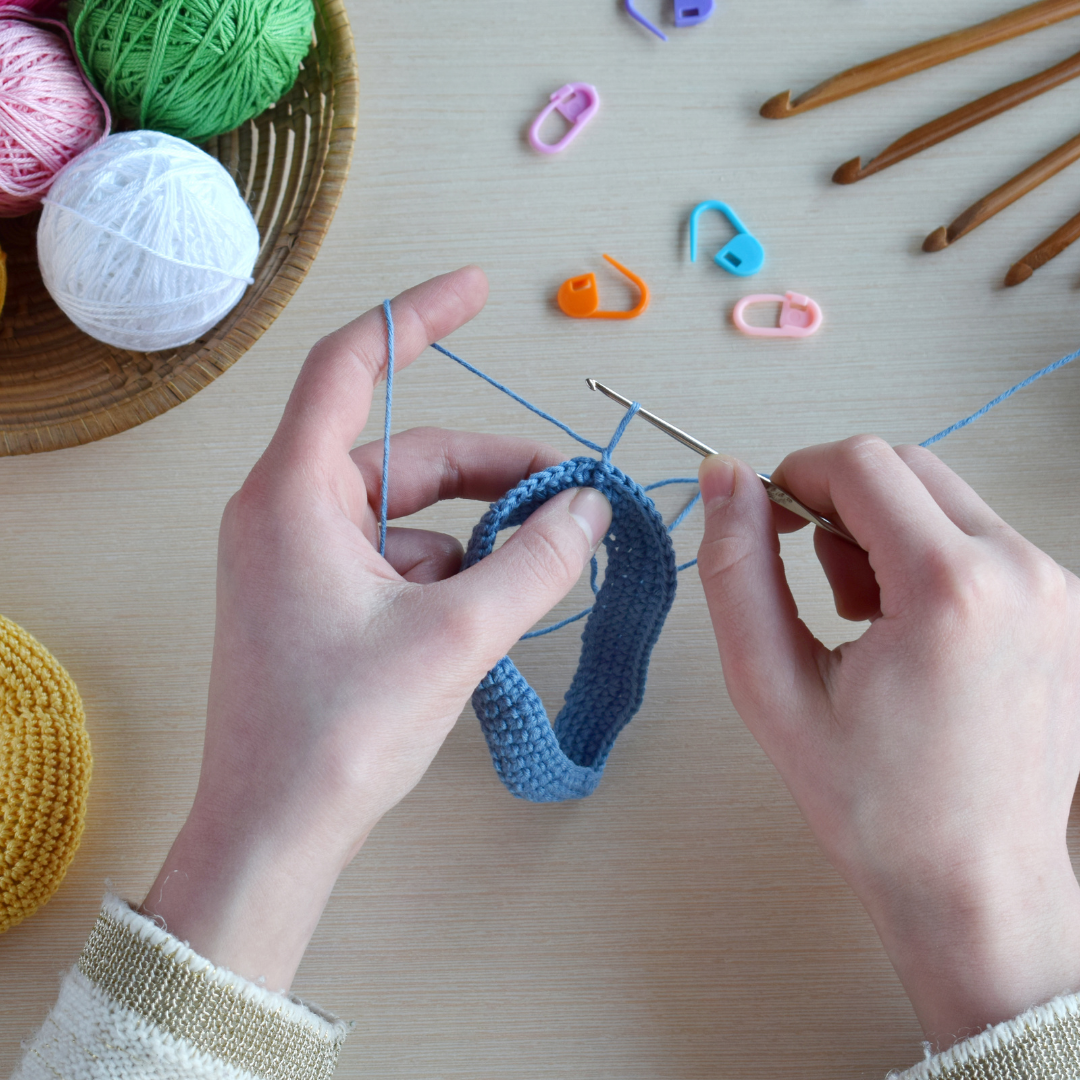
[569,488,612,552]
[699,454,737,506]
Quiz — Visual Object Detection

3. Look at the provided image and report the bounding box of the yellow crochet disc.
[0,614,92,933]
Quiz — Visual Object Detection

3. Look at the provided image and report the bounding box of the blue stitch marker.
[689,200,765,277]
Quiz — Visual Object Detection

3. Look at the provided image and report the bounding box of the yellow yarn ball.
[1,614,92,933]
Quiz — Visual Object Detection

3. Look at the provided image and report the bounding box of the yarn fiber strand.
[70,0,316,144]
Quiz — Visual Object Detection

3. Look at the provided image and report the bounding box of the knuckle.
[220,477,269,537]
[1018,549,1070,612]
[836,433,892,472]
[922,545,1000,618]
[893,443,936,468]
[921,543,1070,638]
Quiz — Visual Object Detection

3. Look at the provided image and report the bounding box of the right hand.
[695,436,1080,1050]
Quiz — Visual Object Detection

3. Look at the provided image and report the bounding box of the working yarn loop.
[463,458,677,801]
[70,0,315,144]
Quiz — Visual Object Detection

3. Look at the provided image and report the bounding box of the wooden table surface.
[5,2,1080,1076]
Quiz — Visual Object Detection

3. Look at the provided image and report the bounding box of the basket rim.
[0,0,360,457]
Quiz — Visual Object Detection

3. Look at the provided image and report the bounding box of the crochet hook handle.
[760,0,1080,119]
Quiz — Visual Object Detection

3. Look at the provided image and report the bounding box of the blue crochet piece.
[462,456,678,802]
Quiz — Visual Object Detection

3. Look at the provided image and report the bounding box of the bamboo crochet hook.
[1005,205,1080,285]
[925,130,1080,250]
[585,379,859,546]
[833,48,1080,184]
[760,0,1080,119]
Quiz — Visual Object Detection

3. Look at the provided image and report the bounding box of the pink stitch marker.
[528,83,600,155]
[732,291,823,338]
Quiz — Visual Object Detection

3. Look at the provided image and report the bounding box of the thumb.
[697,455,825,725]
[435,487,611,662]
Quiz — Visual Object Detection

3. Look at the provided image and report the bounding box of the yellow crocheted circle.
[0,614,92,933]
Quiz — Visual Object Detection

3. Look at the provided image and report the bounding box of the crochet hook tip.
[923,226,950,252]
[760,90,794,118]
[1005,261,1033,287]
[585,378,599,391]
[832,157,866,185]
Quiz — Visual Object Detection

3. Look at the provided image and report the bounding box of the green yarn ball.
[69,0,315,144]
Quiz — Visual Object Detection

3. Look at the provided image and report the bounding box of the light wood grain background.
[5,1,1080,1076]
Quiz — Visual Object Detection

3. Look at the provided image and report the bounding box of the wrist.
[140,795,360,991]
[862,855,1080,1049]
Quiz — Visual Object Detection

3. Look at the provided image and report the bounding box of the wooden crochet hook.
[585,379,859,545]
[760,0,1080,119]
[833,48,1080,184]
[924,130,1080,250]
[1005,206,1080,285]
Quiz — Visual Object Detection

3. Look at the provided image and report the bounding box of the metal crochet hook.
[586,379,859,546]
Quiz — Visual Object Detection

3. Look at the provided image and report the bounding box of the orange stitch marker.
[557,254,650,320]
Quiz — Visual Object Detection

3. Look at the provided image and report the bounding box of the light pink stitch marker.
[528,83,600,154]
[732,291,823,337]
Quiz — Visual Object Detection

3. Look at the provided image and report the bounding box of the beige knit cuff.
[893,992,1080,1080]
[78,893,350,1080]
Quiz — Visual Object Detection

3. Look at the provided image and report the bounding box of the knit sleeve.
[891,993,1080,1080]
[12,893,350,1080]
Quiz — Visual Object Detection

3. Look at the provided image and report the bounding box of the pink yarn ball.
[0,12,108,217]
[7,0,64,14]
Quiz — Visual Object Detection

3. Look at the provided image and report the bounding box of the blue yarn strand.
[920,346,1080,447]
[644,477,701,490]
[431,341,606,454]
[379,300,395,558]
[603,402,641,461]
[521,605,595,640]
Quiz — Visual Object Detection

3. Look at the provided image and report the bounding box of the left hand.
[141,268,612,988]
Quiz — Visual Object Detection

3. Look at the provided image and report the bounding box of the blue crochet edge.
[463,457,678,801]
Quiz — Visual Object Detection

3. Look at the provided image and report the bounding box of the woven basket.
[0,0,359,456]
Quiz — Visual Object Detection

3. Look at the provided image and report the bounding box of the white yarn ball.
[37,130,260,352]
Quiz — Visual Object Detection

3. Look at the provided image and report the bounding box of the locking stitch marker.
[733,292,823,338]
[674,0,713,26]
[625,0,714,40]
[557,254,650,319]
[528,83,600,154]
[689,201,765,276]
[625,0,668,40]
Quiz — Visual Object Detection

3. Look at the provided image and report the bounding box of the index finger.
[772,435,965,580]
[271,266,489,463]
[350,428,564,521]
